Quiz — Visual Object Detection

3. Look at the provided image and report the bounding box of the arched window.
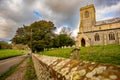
[94,33,100,41]
[109,32,115,40]
[85,11,89,18]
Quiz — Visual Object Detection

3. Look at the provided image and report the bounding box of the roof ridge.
[95,17,120,26]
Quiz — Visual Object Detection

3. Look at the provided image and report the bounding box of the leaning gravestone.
[70,48,80,60]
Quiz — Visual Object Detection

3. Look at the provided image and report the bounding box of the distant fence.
[32,54,120,80]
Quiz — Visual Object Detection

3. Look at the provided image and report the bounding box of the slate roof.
[95,17,120,26]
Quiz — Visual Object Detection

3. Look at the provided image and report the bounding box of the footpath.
[5,58,28,80]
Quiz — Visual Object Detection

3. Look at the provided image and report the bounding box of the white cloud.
[6,0,23,12]
[96,2,120,21]
[0,17,17,39]
[0,17,6,25]
[0,0,120,41]
[72,23,79,38]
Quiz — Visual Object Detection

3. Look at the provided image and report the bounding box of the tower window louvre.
[85,11,89,18]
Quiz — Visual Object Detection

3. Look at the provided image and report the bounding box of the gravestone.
[70,48,80,60]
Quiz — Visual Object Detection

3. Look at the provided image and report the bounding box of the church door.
[81,38,86,47]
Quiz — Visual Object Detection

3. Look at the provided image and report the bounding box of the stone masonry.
[32,54,120,80]
[77,4,120,47]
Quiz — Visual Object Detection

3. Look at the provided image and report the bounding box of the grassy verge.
[0,59,25,80]
[39,44,120,65]
[25,57,37,80]
[0,49,26,60]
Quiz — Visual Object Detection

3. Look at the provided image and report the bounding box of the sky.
[0,0,120,42]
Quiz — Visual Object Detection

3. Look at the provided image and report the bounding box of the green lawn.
[39,44,120,65]
[0,49,26,60]
[40,48,73,58]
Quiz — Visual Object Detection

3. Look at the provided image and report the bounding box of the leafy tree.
[53,34,75,48]
[12,20,55,52]
[12,20,75,52]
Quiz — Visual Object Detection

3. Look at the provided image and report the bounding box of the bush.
[0,41,12,49]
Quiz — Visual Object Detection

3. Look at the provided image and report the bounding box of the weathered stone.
[77,4,120,47]
[86,70,96,78]
[32,54,120,80]
[65,75,70,80]
[103,78,111,80]
[61,67,69,75]
[109,75,117,80]
[70,48,80,60]
[91,77,100,80]
[88,66,94,70]
[73,74,80,80]
[79,69,86,76]
[95,66,107,74]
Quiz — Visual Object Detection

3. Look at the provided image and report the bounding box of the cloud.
[37,0,94,27]
[0,17,17,40]
[96,1,120,21]
[95,0,120,8]
[0,0,38,40]
[0,0,120,41]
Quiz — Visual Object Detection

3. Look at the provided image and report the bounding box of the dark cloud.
[0,0,38,40]
[42,0,94,28]
[0,0,37,25]
[44,0,80,14]
[0,0,120,41]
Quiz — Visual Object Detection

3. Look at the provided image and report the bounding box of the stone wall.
[32,54,120,80]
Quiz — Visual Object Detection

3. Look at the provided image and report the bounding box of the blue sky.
[0,0,120,42]
[33,11,43,19]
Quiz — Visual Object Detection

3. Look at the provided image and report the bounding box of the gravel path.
[0,55,28,75]
[5,58,28,80]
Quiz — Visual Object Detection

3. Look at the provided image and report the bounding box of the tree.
[60,27,72,37]
[12,20,55,52]
[12,20,75,52]
[53,34,75,48]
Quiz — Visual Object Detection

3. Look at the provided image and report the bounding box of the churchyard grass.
[0,49,26,60]
[40,48,73,58]
[40,44,120,65]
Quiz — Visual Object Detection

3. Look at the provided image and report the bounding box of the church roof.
[95,17,120,26]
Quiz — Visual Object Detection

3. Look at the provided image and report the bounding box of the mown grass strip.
[25,57,37,80]
[0,50,26,60]
[40,44,120,65]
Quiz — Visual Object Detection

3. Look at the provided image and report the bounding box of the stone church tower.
[77,4,120,47]
[79,4,95,32]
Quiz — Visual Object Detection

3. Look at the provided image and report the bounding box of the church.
[76,4,120,47]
